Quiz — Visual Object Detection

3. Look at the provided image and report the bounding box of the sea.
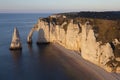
[0,13,80,80]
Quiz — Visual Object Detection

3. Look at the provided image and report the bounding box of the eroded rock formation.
[10,27,22,50]
[27,15,120,72]
[80,22,114,67]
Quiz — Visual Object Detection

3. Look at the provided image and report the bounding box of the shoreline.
[52,42,120,80]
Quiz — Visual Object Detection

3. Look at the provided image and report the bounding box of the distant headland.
[26,11,120,73]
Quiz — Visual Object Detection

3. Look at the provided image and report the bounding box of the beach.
[52,43,120,80]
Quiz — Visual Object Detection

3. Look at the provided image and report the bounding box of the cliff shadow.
[36,28,50,45]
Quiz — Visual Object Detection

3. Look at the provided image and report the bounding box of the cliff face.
[80,23,114,70]
[28,15,120,72]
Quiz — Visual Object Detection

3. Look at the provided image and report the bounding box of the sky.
[0,0,120,13]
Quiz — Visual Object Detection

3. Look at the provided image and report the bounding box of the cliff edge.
[27,13,120,73]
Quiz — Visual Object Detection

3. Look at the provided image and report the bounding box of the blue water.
[0,13,103,80]
[0,13,50,46]
[0,13,82,80]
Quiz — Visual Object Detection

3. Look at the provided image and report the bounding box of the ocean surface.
[0,13,82,80]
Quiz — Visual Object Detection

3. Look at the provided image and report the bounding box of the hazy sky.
[0,0,120,13]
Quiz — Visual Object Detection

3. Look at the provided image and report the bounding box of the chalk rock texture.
[27,15,120,72]
[36,19,50,44]
[80,22,114,66]
[10,27,22,50]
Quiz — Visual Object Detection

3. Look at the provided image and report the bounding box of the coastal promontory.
[27,12,120,73]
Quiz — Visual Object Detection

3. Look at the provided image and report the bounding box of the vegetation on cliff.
[60,11,120,20]
[26,11,120,72]
[38,11,120,65]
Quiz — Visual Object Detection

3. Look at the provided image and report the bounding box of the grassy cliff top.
[59,11,120,20]
[39,11,120,57]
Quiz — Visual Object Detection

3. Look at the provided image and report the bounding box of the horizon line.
[0,10,120,14]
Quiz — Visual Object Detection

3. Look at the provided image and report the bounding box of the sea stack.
[9,27,22,50]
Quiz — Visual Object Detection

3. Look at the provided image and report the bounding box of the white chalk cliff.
[27,16,120,72]
[10,27,22,50]
[80,22,114,70]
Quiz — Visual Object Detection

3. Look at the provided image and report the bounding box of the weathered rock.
[116,67,120,73]
[115,58,120,61]
[27,28,34,44]
[36,19,50,44]
[80,22,115,72]
[37,28,50,44]
[66,20,81,50]
[49,24,60,42]
[27,16,119,72]
[100,43,114,65]
[113,39,120,45]
[10,27,22,50]
[58,26,66,46]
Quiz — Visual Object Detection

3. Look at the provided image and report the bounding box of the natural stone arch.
[27,25,39,44]
[27,22,50,44]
